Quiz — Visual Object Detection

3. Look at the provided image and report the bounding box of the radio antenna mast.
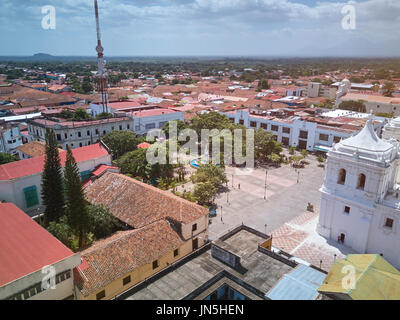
[94,0,109,113]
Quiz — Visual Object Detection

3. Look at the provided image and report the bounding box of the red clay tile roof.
[85,172,208,228]
[0,203,75,287]
[0,143,110,181]
[74,220,184,296]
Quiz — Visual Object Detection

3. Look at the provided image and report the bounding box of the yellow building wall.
[78,230,208,300]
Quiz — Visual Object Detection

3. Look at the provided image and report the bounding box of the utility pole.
[264,170,268,200]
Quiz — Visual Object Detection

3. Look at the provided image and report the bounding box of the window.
[385,218,394,229]
[152,260,159,270]
[145,123,156,130]
[123,276,131,286]
[333,136,341,143]
[87,130,90,136]
[78,131,81,138]
[119,125,122,130]
[250,121,257,128]
[319,134,329,141]
[239,120,244,125]
[96,290,106,300]
[56,134,62,141]
[64,133,68,139]
[260,123,267,129]
[24,186,39,208]
[95,129,99,135]
[174,249,179,257]
[282,127,290,134]
[271,125,279,132]
[192,224,197,232]
[357,174,366,190]
[344,206,350,214]
[299,130,308,139]
[127,124,130,130]
[338,169,346,185]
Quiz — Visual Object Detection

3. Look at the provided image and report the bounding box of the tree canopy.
[102,130,140,159]
[41,129,65,225]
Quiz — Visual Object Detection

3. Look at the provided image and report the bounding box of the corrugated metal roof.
[266,264,326,300]
[318,254,400,300]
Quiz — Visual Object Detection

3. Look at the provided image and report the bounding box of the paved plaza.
[209,156,325,241]
[271,210,355,272]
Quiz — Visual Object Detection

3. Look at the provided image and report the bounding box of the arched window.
[338,169,346,185]
[357,174,366,190]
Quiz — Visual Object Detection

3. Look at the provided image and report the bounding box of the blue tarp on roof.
[266,264,326,300]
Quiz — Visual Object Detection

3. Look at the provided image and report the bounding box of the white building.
[0,203,81,300]
[89,102,185,136]
[27,117,133,150]
[0,124,22,154]
[317,114,400,268]
[0,143,112,216]
[305,82,337,100]
[222,109,371,152]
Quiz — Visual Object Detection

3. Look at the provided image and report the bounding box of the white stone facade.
[317,115,400,268]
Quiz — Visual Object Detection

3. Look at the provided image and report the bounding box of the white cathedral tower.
[317,113,400,268]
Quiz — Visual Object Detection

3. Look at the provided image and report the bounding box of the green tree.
[88,204,120,240]
[119,148,152,181]
[0,152,18,164]
[81,76,93,94]
[47,216,76,250]
[258,79,270,90]
[73,108,92,121]
[193,182,217,206]
[162,120,188,140]
[41,129,65,225]
[64,146,90,249]
[268,153,281,166]
[339,100,366,113]
[191,163,227,189]
[254,129,282,163]
[96,112,113,120]
[383,82,396,97]
[102,130,139,159]
[190,112,233,137]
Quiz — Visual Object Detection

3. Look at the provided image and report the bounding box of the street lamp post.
[264,170,268,200]
[221,205,223,223]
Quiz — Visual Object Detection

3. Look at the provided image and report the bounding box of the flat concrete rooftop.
[122,229,293,300]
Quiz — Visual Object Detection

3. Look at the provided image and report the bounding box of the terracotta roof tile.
[85,172,208,228]
[75,220,184,296]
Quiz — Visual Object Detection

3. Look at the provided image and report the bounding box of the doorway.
[338,233,345,244]
[192,238,198,251]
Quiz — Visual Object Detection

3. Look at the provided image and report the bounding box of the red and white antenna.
[94,0,109,113]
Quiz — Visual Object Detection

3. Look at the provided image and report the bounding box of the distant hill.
[31,53,57,61]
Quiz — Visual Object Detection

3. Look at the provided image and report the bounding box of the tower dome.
[331,114,397,165]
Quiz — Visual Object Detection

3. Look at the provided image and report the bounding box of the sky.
[1,0,400,57]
